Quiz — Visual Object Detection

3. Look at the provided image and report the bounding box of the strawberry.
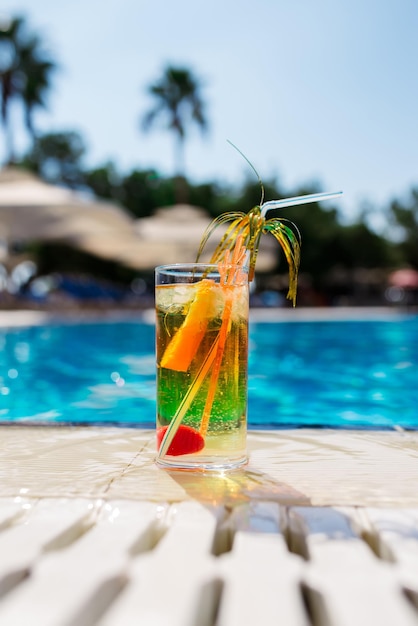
[157,425,205,456]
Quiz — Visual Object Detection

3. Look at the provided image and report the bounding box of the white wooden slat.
[360,508,418,603]
[0,499,417,625]
[217,502,307,625]
[362,507,418,561]
[157,500,225,556]
[0,500,166,626]
[290,507,418,626]
[0,497,29,529]
[226,501,285,535]
[0,497,94,597]
[219,533,308,626]
[99,501,220,626]
[217,503,308,626]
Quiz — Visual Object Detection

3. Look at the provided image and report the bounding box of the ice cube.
[156,284,197,313]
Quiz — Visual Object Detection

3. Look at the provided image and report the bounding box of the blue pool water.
[0,316,417,430]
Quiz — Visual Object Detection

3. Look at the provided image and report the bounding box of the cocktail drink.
[154,171,342,471]
[155,262,249,470]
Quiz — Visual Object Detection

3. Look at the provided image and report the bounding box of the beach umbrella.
[73,233,183,270]
[134,204,278,271]
[72,205,215,270]
[0,166,135,244]
[0,167,159,272]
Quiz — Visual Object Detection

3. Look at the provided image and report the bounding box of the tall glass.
[155,263,249,470]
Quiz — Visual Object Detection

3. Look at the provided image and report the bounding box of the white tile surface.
[1,426,418,506]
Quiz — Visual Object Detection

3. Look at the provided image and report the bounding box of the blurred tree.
[22,130,86,187]
[142,65,208,177]
[120,170,177,218]
[0,15,57,163]
[20,40,56,143]
[389,189,418,268]
[188,180,233,217]
[279,197,342,281]
[83,162,122,201]
[336,222,399,270]
[263,183,395,293]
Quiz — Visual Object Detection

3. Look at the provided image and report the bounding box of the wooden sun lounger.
[0,426,417,625]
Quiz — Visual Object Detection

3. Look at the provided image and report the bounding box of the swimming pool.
[0,314,417,430]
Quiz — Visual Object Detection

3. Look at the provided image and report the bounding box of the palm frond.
[263,218,301,305]
[210,216,251,263]
[196,212,245,262]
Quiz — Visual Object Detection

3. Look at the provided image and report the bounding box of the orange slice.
[160,279,216,372]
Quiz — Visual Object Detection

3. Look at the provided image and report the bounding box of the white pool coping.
[0,425,417,507]
[0,305,413,328]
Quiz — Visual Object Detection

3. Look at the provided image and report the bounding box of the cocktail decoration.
[155,146,342,469]
[197,142,342,305]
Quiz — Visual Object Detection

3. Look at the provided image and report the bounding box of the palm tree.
[142,65,208,177]
[20,34,56,144]
[0,15,56,163]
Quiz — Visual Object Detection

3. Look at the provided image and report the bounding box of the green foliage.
[182,180,234,217]
[120,170,176,218]
[83,162,121,200]
[389,188,418,268]
[337,223,399,269]
[22,130,86,187]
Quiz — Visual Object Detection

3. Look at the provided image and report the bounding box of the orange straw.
[199,236,246,437]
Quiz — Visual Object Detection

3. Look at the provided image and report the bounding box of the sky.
[2,0,418,228]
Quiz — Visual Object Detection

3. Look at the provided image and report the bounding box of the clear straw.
[260,190,343,218]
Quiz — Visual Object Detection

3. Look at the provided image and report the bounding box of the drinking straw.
[260,190,343,218]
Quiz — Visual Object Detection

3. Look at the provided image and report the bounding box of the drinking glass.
[155,263,249,470]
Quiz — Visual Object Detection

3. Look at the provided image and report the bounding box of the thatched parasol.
[0,167,134,244]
